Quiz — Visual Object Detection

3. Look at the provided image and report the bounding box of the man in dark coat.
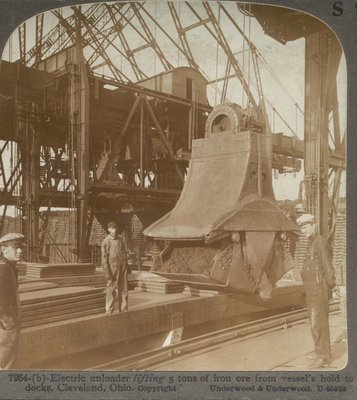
[297,214,336,368]
[101,222,128,313]
[0,233,26,369]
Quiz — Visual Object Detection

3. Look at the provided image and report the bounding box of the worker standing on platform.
[101,222,128,313]
[0,233,26,369]
[297,214,336,368]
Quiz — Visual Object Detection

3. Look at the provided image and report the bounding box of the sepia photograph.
[0,0,351,394]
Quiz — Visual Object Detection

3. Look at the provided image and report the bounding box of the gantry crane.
[0,1,345,265]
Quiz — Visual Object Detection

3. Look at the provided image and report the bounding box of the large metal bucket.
[144,104,298,294]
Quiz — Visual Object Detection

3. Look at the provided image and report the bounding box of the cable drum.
[205,104,242,137]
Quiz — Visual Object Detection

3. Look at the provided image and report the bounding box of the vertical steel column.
[140,97,144,188]
[20,102,40,260]
[304,31,342,237]
[304,31,326,228]
[35,14,44,68]
[188,107,192,149]
[18,23,26,64]
[75,10,90,262]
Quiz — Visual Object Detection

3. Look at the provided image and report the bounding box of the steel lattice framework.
[16,1,297,111]
[0,1,346,263]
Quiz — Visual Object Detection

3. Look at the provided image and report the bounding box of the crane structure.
[0,1,345,265]
[248,4,345,239]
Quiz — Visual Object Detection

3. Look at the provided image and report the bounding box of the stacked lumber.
[333,215,346,285]
[20,286,105,328]
[19,280,58,293]
[183,286,222,297]
[37,271,107,288]
[130,214,143,257]
[25,262,96,278]
[16,263,27,276]
[140,242,161,271]
[136,273,184,294]
[292,234,308,280]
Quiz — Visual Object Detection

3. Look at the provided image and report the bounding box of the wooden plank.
[137,283,184,291]
[19,281,58,293]
[22,299,105,320]
[39,274,107,287]
[26,268,95,273]
[138,288,184,294]
[21,294,105,313]
[26,272,96,278]
[26,266,95,272]
[24,262,94,268]
[20,287,104,305]
[21,307,105,328]
[25,262,96,278]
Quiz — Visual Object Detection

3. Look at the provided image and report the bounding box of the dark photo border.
[0,0,355,399]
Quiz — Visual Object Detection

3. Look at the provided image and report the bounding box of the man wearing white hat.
[296,213,336,368]
[0,233,26,369]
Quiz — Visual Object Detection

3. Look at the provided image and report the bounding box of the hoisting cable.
[242,2,246,107]
[154,1,157,75]
[247,2,252,112]
[215,3,220,105]
[258,56,304,116]
[223,2,304,128]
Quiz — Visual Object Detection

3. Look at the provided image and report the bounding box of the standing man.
[0,233,26,369]
[101,222,128,314]
[297,214,336,368]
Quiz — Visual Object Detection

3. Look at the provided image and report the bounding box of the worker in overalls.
[297,214,336,368]
[0,233,26,369]
[101,222,128,313]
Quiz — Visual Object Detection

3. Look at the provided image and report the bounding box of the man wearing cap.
[297,213,336,368]
[101,222,128,313]
[0,233,26,369]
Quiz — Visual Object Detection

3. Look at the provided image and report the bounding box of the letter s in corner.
[332,1,344,16]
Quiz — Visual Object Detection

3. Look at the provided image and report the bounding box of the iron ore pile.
[153,240,233,276]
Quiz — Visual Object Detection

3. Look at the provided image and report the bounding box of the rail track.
[90,301,340,371]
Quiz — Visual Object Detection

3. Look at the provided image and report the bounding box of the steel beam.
[168,2,197,69]
[105,5,144,81]
[18,23,26,64]
[144,97,184,183]
[34,14,44,67]
[71,7,130,82]
[188,1,257,108]
[19,102,40,260]
[97,95,141,183]
[304,31,342,237]
[130,3,173,71]
[74,13,91,262]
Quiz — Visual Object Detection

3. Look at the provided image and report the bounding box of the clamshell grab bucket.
[143,104,298,294]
